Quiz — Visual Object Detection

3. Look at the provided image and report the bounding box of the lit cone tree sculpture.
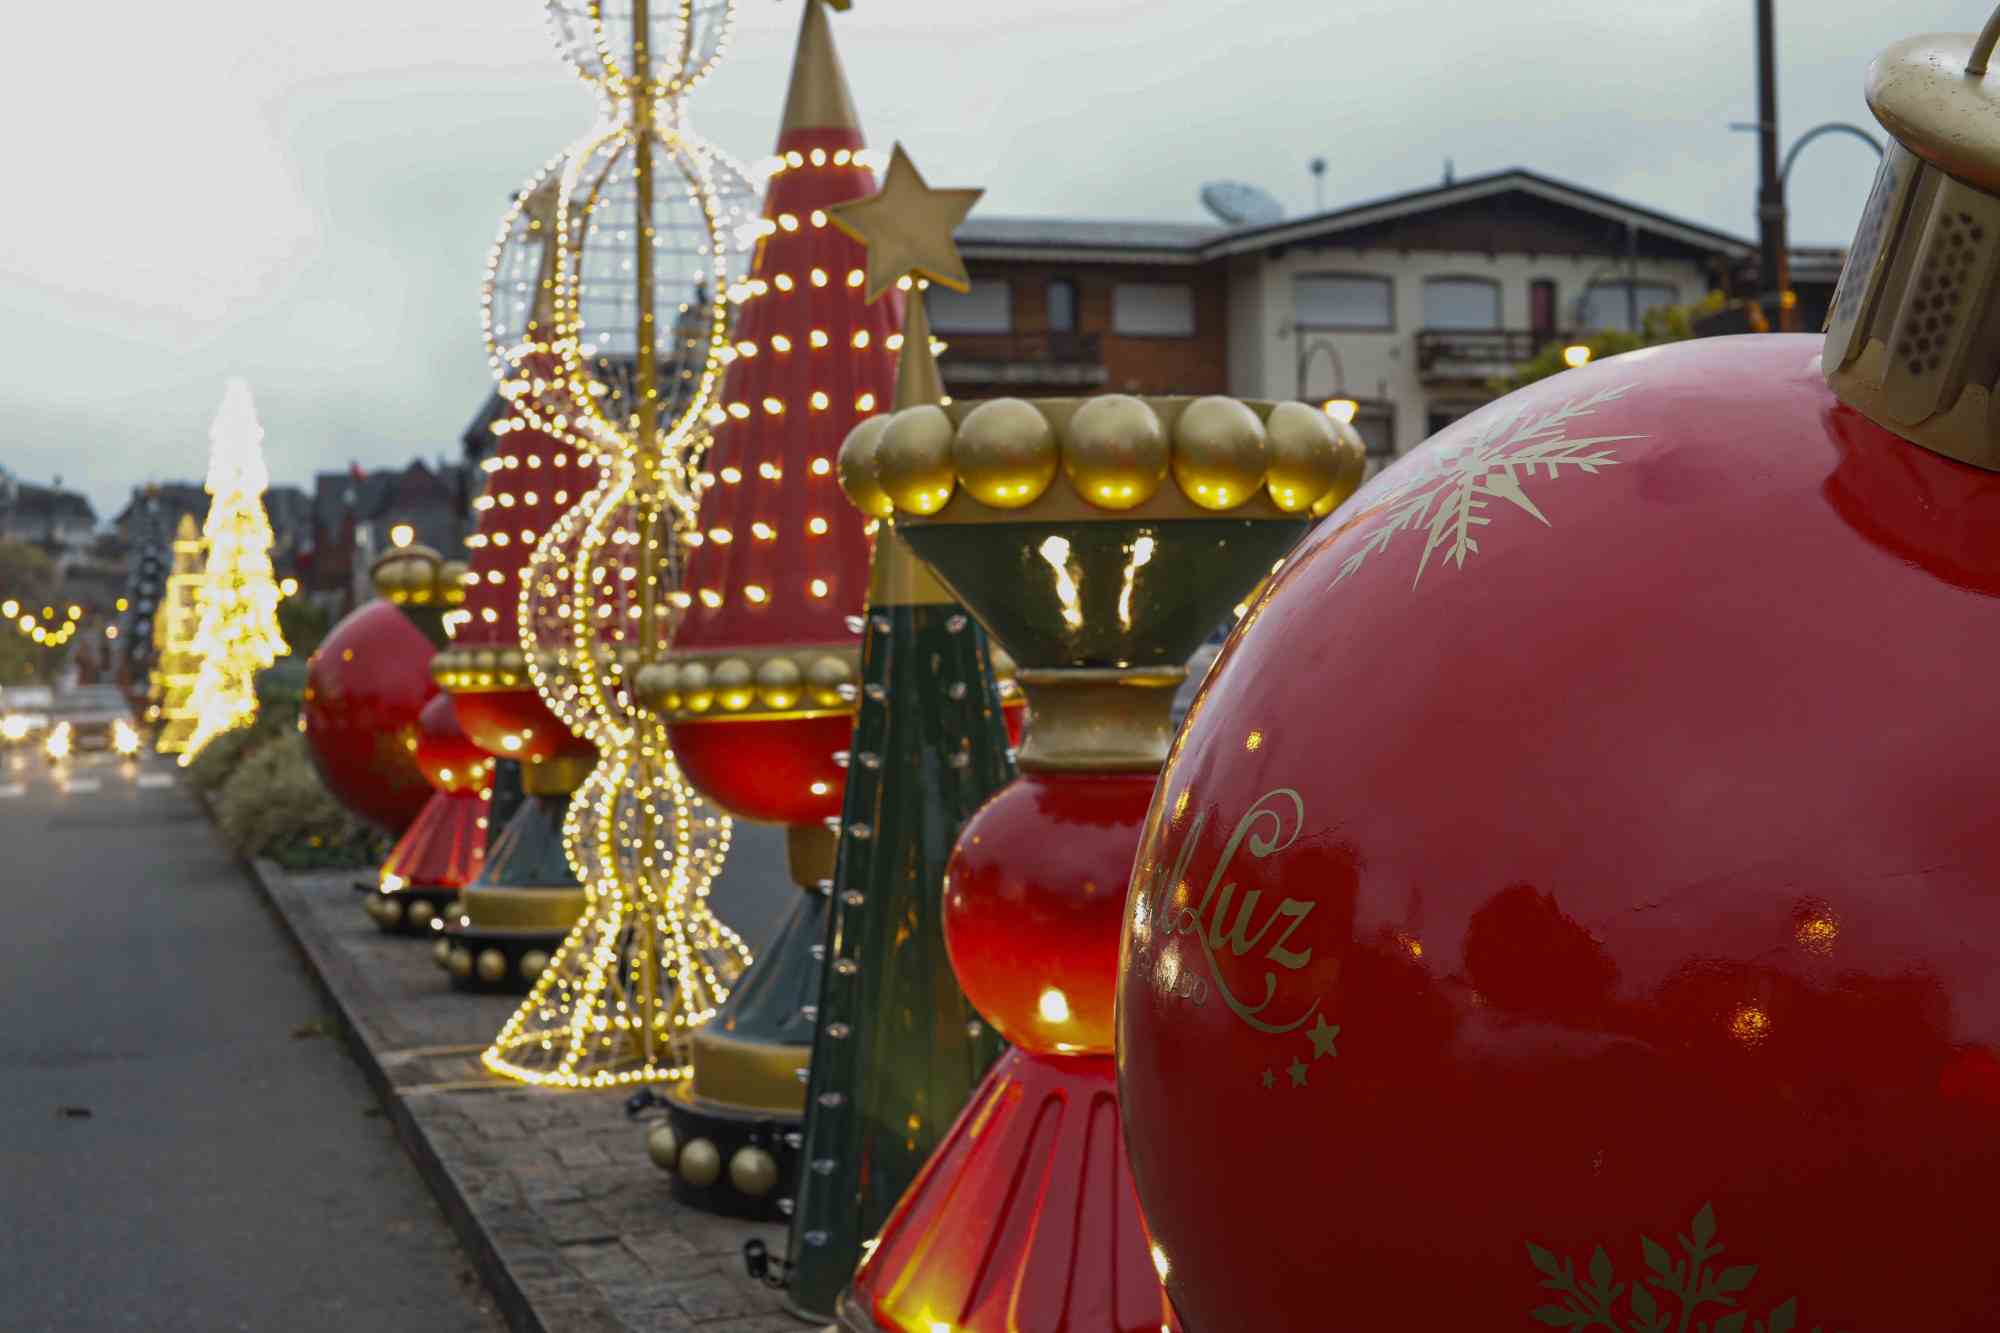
[779,180,1017,1311]
[180,379,289,763]
[150,514,204,744]
[483,0,759,1089]
[361,540,480,931]
[628,0,896,1222]
[829,161,1364,1333]
[427,158,607,993]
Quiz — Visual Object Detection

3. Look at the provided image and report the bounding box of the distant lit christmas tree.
[180,380,288,763]
[152,513,205,753]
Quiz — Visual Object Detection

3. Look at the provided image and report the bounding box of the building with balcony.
[956,169,1781,467]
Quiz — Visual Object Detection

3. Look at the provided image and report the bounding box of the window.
[1529,279,1559,341]
[1422,277,1500,331]
[1350,404,1396,459]
[1046,278,1078,333]
[1295,274,1393,331]
[928,282,1012,334]
[1111,283,1195,337]
[1580,280,1677,332]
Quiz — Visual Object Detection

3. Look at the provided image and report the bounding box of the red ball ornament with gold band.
[1118,33,2000,1307]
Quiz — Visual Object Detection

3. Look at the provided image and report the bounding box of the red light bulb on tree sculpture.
[1115,21,2000,1331]
[301,599,439,838]
[829,259,1361,1331]
[630,0,894,1219]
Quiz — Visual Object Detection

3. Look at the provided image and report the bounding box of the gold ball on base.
[678,1137,722,1188]
[476,949,508,984]
[448,948,474,979]
[1263,401,1346,513]
[520,950,549,981]
[728,1146,781,1198]
[1172,396,1269,511]
[837,416,896,518]
[876,405,958,515]
[955,397,1058,508]
[1063,394,1168,510]
[645,1123,680,1171]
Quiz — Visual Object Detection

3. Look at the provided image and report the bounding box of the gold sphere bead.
[646,1123,679,1171]
[447,947,474,979]
[1062,394,1168,510]
[520,951,549,981]
[836,416,895,518]
[755,657,803,710]
[439,561,468,605]
[632,662,677,711]
[678,1137,722,1189]
[678,662,714,714]
[954,398,1057,508]
[1171,396,1269,511]
[476,949,508,984]
[432,938,452,968]
[875,405,958,515]
[728,1146,781,1198]
[1311,418,1369,518]
[472,648,499,675]
[1263,401,1344,513]
[713,659,755,712]
[406,899,436,927]
[378,895,405,925]
[805,655,852,709]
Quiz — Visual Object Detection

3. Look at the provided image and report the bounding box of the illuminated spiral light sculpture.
[482,0,759,1088]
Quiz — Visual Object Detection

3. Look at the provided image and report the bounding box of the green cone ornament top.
[828,139,1361,1327]
[781,278,1015,1316]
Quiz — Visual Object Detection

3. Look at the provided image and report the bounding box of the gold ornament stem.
[1012,666,1185,773]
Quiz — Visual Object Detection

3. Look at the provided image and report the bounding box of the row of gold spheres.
[839,394,1366,520]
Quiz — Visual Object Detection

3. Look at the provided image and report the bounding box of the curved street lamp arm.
[1780,122,1885,184]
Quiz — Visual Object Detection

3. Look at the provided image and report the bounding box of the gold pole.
[630,0,663,1067]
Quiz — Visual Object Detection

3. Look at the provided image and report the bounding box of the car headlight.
[1,715,26,741]
[113,721,140,755]
[45,724,70,759]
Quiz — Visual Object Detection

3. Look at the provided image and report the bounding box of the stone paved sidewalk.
[245,858,817,1333]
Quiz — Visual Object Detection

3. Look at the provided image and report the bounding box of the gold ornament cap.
[1824,11,2000,470]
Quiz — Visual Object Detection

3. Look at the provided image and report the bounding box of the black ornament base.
[655,1084,801,1223]
[356,882,459,937]
[433,919,566,994]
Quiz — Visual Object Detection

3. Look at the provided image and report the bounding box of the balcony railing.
[1414,329,1558,379]
[939,331,1107,387]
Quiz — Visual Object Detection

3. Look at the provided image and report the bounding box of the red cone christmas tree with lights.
[635,0,899,1218]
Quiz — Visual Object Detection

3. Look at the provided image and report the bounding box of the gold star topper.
[828,143,983,303]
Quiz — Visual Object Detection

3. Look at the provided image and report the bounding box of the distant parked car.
[1,685,55,746]
[47,685,140,760]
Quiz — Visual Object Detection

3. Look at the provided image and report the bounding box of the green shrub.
[212,731,383,870]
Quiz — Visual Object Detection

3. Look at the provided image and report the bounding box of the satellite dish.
[1200,180,1285,227]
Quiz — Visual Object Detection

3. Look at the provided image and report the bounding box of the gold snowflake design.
[1333,384,1641,590]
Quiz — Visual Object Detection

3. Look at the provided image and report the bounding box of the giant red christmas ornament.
[302,599,438,835]
[1121,34,2000,1326]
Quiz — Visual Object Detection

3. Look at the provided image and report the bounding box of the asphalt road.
[0,746,503,1333]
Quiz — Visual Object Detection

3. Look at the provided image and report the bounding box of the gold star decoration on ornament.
[1308,1015,1340,1059]
[828,143,983,303]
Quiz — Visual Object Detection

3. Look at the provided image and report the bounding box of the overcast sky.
[0,0,1936,521]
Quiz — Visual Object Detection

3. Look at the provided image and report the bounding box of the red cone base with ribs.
[1117,336,2000,1333]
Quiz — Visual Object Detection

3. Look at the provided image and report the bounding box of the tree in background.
[1492,291,1735,394]
[0,539,59,686]
[179,380,288,763]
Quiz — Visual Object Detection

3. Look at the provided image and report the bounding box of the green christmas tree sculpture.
[783,281,1013,1315]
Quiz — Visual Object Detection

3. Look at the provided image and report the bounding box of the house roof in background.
[958,167,1764,265]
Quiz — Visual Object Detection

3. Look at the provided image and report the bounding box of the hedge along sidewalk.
[242,858,816,1333]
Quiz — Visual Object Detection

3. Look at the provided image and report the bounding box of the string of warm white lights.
[1,599,86,648]
[179,380,289,764]
[481,0,758,1089]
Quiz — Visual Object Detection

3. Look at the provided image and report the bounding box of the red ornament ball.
[1117,336,2000,1333]
[452,687,591,766]
[670,714,850,826]
[302,600,438,835]
[415,693,486,795]
[942,772,1153,1056]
